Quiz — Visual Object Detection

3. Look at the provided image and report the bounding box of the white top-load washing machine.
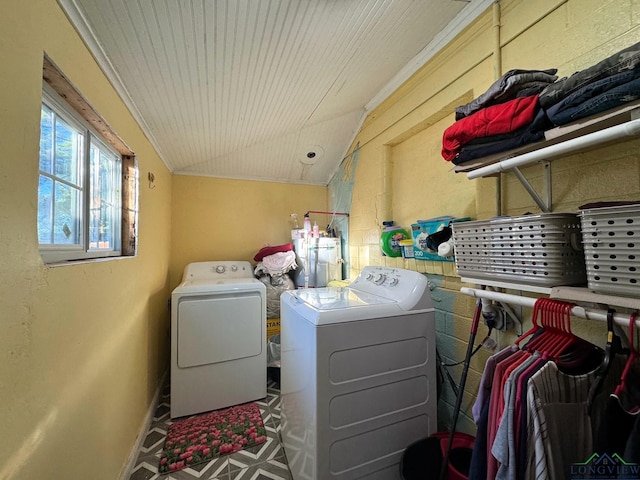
[280,266,436,480]
[171,261,266,418]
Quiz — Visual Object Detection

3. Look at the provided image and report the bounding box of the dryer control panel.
[182,261,253,281]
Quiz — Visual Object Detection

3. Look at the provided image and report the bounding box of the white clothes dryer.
[171,261,266,418]
[280,266,436,480]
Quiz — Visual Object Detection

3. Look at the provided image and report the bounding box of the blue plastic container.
[411,216,471,261]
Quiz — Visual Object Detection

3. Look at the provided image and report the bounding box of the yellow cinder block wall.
[0,1,172,479]
[348,0,640,434]
[3,0,640,477]
[170,175,328,288]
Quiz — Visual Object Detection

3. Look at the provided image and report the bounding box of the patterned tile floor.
[127,378,292,480]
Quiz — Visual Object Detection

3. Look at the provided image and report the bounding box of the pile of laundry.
[442,39,640,165]
[253,243,296,319]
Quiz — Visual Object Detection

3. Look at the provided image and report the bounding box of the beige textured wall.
[0,1,173,479]
[170,175,328,288]
[347,0,640,433]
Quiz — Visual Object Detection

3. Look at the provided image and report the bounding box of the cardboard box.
[267,317,281,340]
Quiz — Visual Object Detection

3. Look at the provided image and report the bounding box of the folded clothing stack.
[442,40,640,166]
[443,69,558,165]
[539,40,640,126]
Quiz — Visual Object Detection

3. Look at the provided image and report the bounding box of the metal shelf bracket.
[509,161,551,212]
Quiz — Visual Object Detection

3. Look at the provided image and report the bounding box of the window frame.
[40,55,138,264]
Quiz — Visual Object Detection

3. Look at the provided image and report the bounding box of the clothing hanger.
[515,299,603,375]
[529,300,564,356]
[549,301,575,359]
[556,330,604,375]
[587,309,624,413]
[614,311,638,396]
[523,299,575,359]
[552,302,571,356]
[521,299,602,374]
[515,298,544,348]
[611,311,640,415]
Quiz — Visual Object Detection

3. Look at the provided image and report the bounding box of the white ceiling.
[59,0,490,185]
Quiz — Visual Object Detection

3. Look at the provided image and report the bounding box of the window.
[39,56,137,263]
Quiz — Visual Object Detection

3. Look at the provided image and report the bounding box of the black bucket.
[400,431,474,480]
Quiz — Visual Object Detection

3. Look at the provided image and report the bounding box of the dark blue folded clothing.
[452,129,545,165]
[452,109,551,165]
[545,74,640,126]
[540,40,640,109]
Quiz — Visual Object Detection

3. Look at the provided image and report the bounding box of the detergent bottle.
[380,221,410,257]
[303,214,312,237]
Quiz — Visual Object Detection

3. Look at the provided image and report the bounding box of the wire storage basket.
[452,213,587,287]
[579,202,640,297]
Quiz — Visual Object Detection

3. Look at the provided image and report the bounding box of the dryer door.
[177,291,263,368]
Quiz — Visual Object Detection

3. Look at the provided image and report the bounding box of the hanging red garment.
[441,94,540,161]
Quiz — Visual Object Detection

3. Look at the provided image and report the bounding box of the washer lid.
[282,288,429,325]
[292,287,395,310]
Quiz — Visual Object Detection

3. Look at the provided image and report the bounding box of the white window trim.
[40,82,122,263]
[39,55,138,266]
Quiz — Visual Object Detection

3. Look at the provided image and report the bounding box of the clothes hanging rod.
[305,210,349,217]
[467,117,640,179]
[460,287,639,328]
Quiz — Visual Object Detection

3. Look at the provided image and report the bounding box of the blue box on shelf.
[411,216,471,261]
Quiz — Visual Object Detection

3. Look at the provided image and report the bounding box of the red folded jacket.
[441,95,540,161]
[253,243,293,262]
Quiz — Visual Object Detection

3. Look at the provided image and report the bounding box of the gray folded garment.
[455,68,558,120]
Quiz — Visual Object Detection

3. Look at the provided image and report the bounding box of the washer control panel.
[182,261,253,280]
[361,267,404,288]
[349,266,429,310]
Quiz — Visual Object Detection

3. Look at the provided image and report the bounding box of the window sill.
[44,254,136,268]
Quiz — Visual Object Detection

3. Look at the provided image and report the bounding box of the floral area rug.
[159,402,267,473]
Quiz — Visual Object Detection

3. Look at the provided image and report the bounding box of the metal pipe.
[460,287,640,328]
[382,145,393,223]
[467,117,640,179]
[493,0,502,216]
[492,1,502,80]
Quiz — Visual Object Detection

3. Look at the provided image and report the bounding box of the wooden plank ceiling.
[59,0,485,185]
